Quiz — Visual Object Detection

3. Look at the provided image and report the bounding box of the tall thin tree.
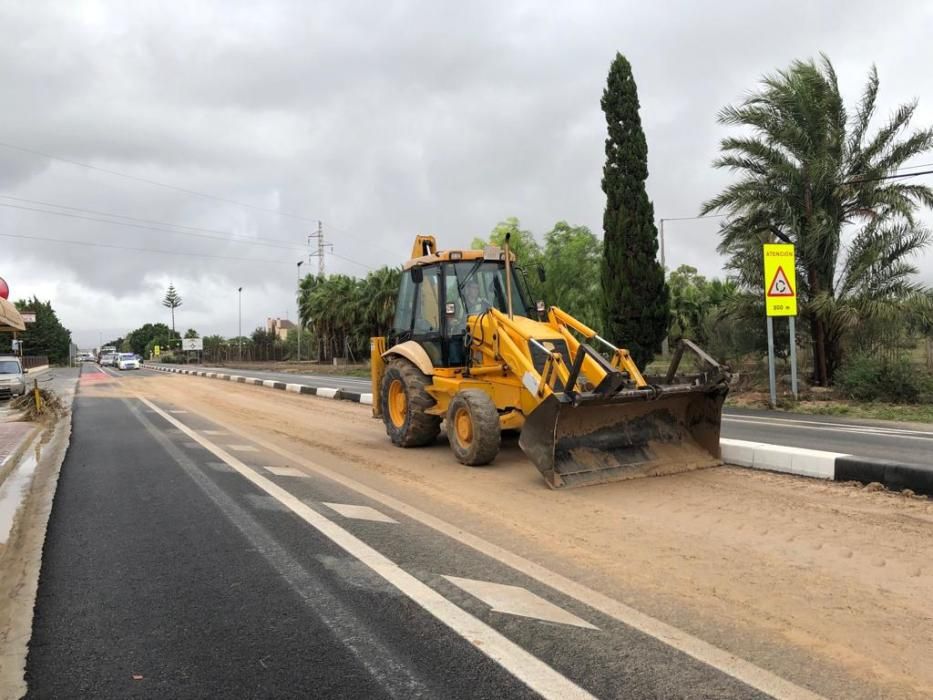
[162,283,183,339]
[600,53,669,368]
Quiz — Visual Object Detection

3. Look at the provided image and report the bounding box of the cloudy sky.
[2,1,932,348]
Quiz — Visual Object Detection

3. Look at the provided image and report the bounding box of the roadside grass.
[789,401,933,424]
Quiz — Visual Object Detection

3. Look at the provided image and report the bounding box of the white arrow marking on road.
[141,398,593,700]
[323,502,398,523]
[444,576,597,630]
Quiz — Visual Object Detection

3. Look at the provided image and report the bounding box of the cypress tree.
[600,53,669,369]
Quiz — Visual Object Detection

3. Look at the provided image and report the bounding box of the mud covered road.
[24,366,933,698]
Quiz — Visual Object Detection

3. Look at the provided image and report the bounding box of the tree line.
[0,297,72,364]
[158,50,933,397]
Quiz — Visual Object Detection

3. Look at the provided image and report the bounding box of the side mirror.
[537,265,546,283]
[410,267,423,284]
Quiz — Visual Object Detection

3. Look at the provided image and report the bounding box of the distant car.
[0,355,27,400]
[116,353,140,370]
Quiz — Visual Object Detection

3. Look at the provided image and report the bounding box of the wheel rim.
[387,379,407,428]
[454,407,473,446]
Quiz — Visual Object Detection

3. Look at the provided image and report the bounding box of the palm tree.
[361,267,401,337]
[702,55,933,384]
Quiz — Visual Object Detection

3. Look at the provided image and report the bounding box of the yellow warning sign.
[763,244,797,316]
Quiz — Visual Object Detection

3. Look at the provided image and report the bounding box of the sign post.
[763,243,798,407]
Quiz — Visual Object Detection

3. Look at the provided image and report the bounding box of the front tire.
[380,358,441,447]
[446,390,501,466]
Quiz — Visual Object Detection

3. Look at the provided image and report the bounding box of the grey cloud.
[2,0,932,347]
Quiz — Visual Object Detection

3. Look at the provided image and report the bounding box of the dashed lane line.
[227,444,258,453]
[172,405,825,700]
[323,503,398,523]
[263,466,309,478]
[140,397,594,700]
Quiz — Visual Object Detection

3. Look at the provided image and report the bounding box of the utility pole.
[308,220,332,277]
[237,287,243,361]
[659,218,668,356]
[296,260,304,362]
[659,218,666,271]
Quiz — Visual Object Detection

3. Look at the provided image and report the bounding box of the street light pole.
[296,261,304,362]
[237,287,243,361]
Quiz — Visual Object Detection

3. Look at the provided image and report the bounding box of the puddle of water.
[0,443,41,545]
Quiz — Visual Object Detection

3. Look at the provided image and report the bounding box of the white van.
[0,355,26,400]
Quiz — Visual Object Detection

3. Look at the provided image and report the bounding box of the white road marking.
[262,379,278,388]
[323,502,398,523]
[724,414,933,439]
[360,393,373,405]
[444,576,597,629]
[185,412,824,700]
[286,383,303,393]
[317,387,338,398]
[201,430,229,436]
[228,444,258,453]
[140,398,593,700]
[264,466,309,478]
[169,410,189,414]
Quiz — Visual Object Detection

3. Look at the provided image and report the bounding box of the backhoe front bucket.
[519,384,728,489]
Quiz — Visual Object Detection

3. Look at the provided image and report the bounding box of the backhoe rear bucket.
[519,384,728,489]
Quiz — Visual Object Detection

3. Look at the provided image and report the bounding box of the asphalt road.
[25,365,778,699]
[154,363,933,465]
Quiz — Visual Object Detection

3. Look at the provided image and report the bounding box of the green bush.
[835,354,927,403]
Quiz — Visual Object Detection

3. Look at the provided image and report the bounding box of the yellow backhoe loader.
[371,235,730,489]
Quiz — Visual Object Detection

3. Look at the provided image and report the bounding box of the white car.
[0,356,27,400]
[116,353,140,370]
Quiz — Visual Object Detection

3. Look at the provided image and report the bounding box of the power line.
[0,140,324,225]
[659,214,728,222]
[893,162,933,172]
[0,230,294,264]
[844,168,933,184]
[329,250,377,271]
[0,201,306,251]
[0,194,304,247]
[0,139,402,260]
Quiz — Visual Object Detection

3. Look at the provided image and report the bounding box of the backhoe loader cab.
[371,235,731,489]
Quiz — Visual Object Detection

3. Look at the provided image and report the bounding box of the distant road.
[147,363,933,466]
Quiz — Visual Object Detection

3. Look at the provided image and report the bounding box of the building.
[265,317,296,341]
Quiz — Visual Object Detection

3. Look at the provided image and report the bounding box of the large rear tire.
[380,357,441,447]
[446,390,501,466]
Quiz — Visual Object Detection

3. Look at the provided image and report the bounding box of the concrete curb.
[145,364,374,406]
[721,438,932,496]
